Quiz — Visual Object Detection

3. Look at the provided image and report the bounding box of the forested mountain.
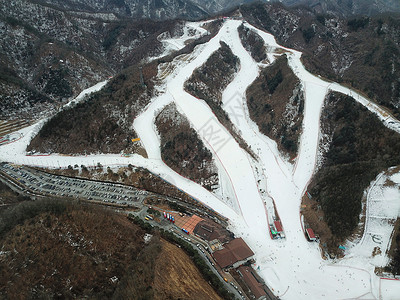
[241,2,400,118]
[2,0,399,121]
[280,0,400,16]
[0,0,179,119]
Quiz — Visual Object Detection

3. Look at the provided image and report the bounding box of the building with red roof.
[238,266,268,300]
[306,228,316,241]
[213,238,254,269]
[274,220,283,232]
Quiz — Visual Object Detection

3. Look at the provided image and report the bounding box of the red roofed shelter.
[274,220,283,233]
[306,228,316,241]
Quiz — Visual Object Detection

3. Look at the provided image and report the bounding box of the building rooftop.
[213,238,254,269]
[274,220,283,233]
[306,228,316,240]
[173,214,203,234]
[238,266,267,300]
[193,220,231,243]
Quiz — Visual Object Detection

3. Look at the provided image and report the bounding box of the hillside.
[31,0,208,20]
[2,6,400,299]
[307,92,400,253]
[0,0,179,120]
[241,2,400,118]
[246,55,304,158]
[27,64,155,155]
[2,1,400,122]
[0,182,26,212]
[0,199,223,299]
[282,0,400,16]
[153,239,222,300]
[156,103,218,190]
[25,19,221,155]
[184,41,255,157]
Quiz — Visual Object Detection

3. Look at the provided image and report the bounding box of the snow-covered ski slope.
[1,18,400,299]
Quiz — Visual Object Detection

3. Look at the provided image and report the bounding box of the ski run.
[1,18,400,299]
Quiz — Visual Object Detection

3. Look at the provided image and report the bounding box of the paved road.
[130,206,246,300]
[0,162,246,299]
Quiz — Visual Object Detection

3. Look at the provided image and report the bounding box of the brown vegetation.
[246,55,304,158]
[157,19,223,65]
[27,62,158,155]
[301,194,339,257]
[241,3,400,118]
[0,181,26,212]
[238,24,267,62]
[26,20,225,156]
[0,4,184,120]
[301,17,400,118]
[0,199,227,299]
[153,239,222,300]
[0,200,151,299]
[385,218,400,275]
[156,103,218,191]
[185,41,239,104]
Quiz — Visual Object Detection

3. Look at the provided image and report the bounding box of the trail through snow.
[1,19,400,299]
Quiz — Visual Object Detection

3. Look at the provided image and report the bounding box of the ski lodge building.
[213,238,254,269]
[238,266,268,300]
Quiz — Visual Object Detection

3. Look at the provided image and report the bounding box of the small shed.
[274,220,283,233]
[306,228,316,241]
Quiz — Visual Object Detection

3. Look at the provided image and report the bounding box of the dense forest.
[238,24,267,63]
[246,55,304,158]
[156,104,218,191]
[309,93,400,250]
[240,3,400,118]
[27,63,157,155]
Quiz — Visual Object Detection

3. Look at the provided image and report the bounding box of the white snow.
[148,20,211,61]
[344,170,400,269]
[381,278,400,300]
[64,80,109,108]
[1,18,400,299]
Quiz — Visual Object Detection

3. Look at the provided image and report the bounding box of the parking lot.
[0,162,248,299]
[0,163,149,205]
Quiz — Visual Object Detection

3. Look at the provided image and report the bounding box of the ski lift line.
[292,83,329,189]
[0,133,24,147]
[293,84,328,195]
[224,35,292,182]
[245,152,273,239]
[223,23,290,230]
[291,82,323,177]
[241,106,292,182]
